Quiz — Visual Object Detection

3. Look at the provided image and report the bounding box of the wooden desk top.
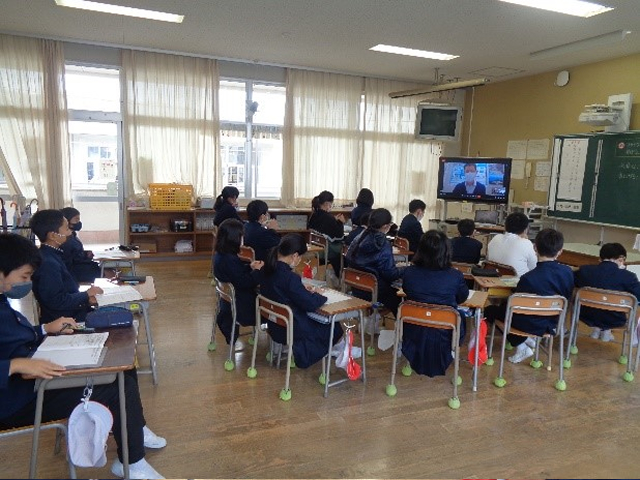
[462,290,489,309]
[473,276,519,289]
[316,294,371,316]
[92,248,141,261]
[65,327,137,376]
[560,243,640,266]
[94,276,157,301]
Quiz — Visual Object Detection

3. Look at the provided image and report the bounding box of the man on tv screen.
[452,163,486,196]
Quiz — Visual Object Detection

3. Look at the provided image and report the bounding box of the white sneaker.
[143,425,166,449]
[590,327,602,339]
[600,329,615,342]
[111,458,165,479]
[508,344,534,364]
[524,337,536,349]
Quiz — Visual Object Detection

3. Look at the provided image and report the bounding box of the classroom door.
[68,119,123,246]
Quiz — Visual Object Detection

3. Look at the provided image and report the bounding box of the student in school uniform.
[503,228,574,364]
[307,190,345,279]
[486,212,537,277]
[256,234,345,369]
[344,211,370,246]
[402,230,469,377]
[398,199,426,255]
[59,207,102,283]
[0,233,166,480]
[346,208,405,316]
[350,188,374,226]
[213,219,263,344]
[213,186,241,227]
[575,243,640,342]
[30,209,103,324]
[243,200,281,262]
[451,218,483,265]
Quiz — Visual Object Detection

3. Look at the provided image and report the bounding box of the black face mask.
[70,221,82,232]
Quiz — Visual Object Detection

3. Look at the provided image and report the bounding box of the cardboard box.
[136,241,157,253]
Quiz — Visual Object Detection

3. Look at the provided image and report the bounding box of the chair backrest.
[341,267,378,299]
[309,230,328,248]
[398,300,460,330]
[483,260,517,276]
[505,293,568,319]
[451,262,475,277]
[238,245,256,263]
[214,278,236,306]
[575,286,638,316]
[393,236,409,251]
[256,294,294,328]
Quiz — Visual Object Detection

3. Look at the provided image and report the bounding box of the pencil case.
[470,266,500,277]
[86,306,134,329]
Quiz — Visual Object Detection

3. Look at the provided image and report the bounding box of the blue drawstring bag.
[85,306,133,329]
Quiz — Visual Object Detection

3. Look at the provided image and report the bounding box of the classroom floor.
[2,259,639,479]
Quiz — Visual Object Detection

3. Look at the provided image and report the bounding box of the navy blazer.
[350,204,371,226]
[256,261,341,369]
[308,210,344,240]
[512,260,575,336]
[397,214,423,255]
[0,295,43,420]
[243,221,280,261]
[32,245,91,324]
[60,232,101,283]
[451,236,483,265]
[575,261,640,329]
[403,266,469,308]
[214,202,241,227]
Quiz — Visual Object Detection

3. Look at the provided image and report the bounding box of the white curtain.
[283,70,363,207]
[362,78,442,224]
[122,50,219,199]
[0,34,71,208]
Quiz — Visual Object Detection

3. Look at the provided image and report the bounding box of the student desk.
[559,243,640,267]
[30,327,137,479]
[92,248,140,276]
[311,292,371,397]
[463,290,490,392]
[94,277,159,385]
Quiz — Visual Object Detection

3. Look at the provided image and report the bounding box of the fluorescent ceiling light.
[54,0,184,23]
[370,44,458,61]
[530,30,631,60]
[498,0,613,18]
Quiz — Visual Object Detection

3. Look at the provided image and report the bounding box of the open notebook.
[32,332,109,367]
[95,284,142,306]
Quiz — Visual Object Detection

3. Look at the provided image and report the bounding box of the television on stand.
[437,156,512,204]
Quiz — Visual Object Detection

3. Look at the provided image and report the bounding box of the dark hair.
[359,211,371,227]
[215,219,244,255]
[214,186,240,211]
[457,219,475,237]
[534,228,564,258]
[264,234,307,276]
[61,207,80,221]
[368,208,392,230]
[504,212,530,235]
[311,191,334,212]
[412,230,452,270]
[600,242,627,261]
[30,209,65,242]
[246,200,268,222]
[408,199,426,213]
[356,188,374,208]
[464,163,477,171]
[0,233,41,276]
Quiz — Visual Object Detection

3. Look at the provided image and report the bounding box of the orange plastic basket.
[149,183,193,210]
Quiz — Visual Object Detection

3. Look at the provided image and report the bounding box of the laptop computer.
[474,210,499,225]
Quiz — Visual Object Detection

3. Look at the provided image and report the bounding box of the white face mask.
[465,172,476,183]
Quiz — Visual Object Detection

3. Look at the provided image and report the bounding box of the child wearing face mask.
[59,207,101,283]
[255,234,343,369]
[30,209,103,324]
[575,243,640,343]
[398,199,426,256]
[243,200,280,262]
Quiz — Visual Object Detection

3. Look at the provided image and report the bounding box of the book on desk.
[31,332,109,368]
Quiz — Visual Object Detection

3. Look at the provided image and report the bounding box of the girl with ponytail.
[307,190,345,279]
[213,186,241,227]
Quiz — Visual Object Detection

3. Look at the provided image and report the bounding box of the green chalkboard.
[548,132,640,228]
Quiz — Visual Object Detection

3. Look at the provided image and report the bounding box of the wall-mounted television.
[437,156,512,204]
[415,104,462,142]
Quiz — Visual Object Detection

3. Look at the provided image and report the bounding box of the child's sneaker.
[508,344,534,364]
[600,329,615,342]
[590,327,602,339]
[524,337,536,349]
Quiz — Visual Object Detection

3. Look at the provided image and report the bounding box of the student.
[243,200,280,262]
[346,208,405,316]
[351,188,374,226]
[0,233,165,480]
[213,186,241,227]
[214,219,263,344]
[344,211,370,246]
[504,228,574,364]
[402,230,469,377]
[486,212,537,276]
[59,207,102,283]
[398,199,426,255]
[575,243,640,342]
[308,190,345,279]
[451,163,486,196]
[451,218,483,264]
[30,209,103,324]
[256,234,343,369]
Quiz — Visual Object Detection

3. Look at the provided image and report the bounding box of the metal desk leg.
[472,308,481,392]
[359,310,366,384]
[137,301,158,385]
[118,371,130,479]
[29,378,50,478]
[323,314,336,398]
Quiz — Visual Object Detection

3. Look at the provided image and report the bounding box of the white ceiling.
[1,0,639,84]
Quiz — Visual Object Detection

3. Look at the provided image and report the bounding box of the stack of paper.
[95,285,142,306]
[32,332,109,367]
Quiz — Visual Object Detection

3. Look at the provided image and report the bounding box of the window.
[219,80,284,199]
